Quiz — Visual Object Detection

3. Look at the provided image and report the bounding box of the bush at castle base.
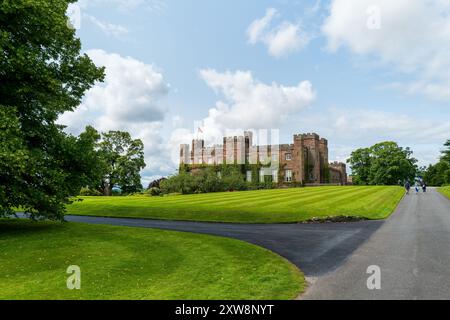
[160,167,274,195]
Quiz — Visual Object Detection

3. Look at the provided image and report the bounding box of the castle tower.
[319,138,329,183]
[180,131,336,187]
[293,134,305,183]
[191,139,205,165]
[180,144,190,165]
[223,136,234,164]
[302,133,321,183]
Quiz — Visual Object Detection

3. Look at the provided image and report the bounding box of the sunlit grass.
[0,219,304,300]
[67,186,405,223]
[439,186,450,199]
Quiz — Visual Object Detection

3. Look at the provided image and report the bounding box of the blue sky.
[62,0,450,184]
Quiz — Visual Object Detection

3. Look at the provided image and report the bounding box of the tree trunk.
[103,185,112,196]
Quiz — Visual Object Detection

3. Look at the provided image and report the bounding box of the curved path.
[64,188,450,299]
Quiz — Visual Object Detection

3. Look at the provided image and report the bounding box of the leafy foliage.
[423,140,450,186]
[160,167,250,195]
[79,187,103,197]
[348,142,418,185]
[147,178,167,189]
[147,187,162,197]
[0,0,105,219]
[347,148,372,185]
[98,131,146,196]
[442,140,450,163]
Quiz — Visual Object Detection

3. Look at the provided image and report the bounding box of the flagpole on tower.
[197,126,203,139]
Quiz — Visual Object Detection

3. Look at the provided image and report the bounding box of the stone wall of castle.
[180,132,347,185]
[329,161,348,185]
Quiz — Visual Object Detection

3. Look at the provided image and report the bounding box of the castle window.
[285,170,293,182]
[260,169,265,183]
[246,171,252,182]
[285,153,292,161]
[272,170,278,183]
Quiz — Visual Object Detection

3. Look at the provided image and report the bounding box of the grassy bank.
[439,186,450,199]
[0,219,304,300]
[67,186,404,223]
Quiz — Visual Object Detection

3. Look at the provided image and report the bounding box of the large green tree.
[0,0,104,219]
[423,140,450,186]
[442,140,450,163]
[346,148,372,185]
[98,131,146,196]
[348,142,418,185]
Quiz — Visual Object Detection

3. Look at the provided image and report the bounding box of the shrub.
[161,167,246,194]
[222,170,246,191]
[147,178,167,189]
[148,187,162,196]
[161,171,196,194]
[79,187,103,197]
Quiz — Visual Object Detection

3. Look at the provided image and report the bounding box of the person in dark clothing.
[422,183,427,193]
[404,181,411,194]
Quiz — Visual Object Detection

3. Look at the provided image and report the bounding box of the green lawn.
[0,219,304,300]
[439,186,450,199]
[67,186,404,223]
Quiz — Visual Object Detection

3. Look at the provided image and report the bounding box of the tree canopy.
[348,142,418,185]
[0,0,104,220]
[98,131,146,196]
[423,140,450,186]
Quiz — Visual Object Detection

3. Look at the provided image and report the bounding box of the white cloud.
[59,50,173,182]
[86,49,168,126]
[86,15,129,38]
[199,68,315,131]
[322,0,450,100]
[298,108,450,166]
[167,69,316,164]
[247,8,277,45]
[384,81,450,102]
[247,8,310,58]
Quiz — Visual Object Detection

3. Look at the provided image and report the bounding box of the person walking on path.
[422,183,427,193]
[405,181,411,194]
[415,182,420,194]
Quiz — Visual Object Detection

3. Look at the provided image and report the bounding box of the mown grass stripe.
[68,186,404,223]
[157,188,314,205]
[220,187,355,209]
[261,187,359,210]
[202,189,326,207]
[156,187,329,206]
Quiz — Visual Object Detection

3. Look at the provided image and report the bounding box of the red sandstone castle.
[180,132,347,185]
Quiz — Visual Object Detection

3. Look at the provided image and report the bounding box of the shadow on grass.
[0,218,65,237]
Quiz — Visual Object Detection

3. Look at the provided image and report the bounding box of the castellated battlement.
[180,132,347,185]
